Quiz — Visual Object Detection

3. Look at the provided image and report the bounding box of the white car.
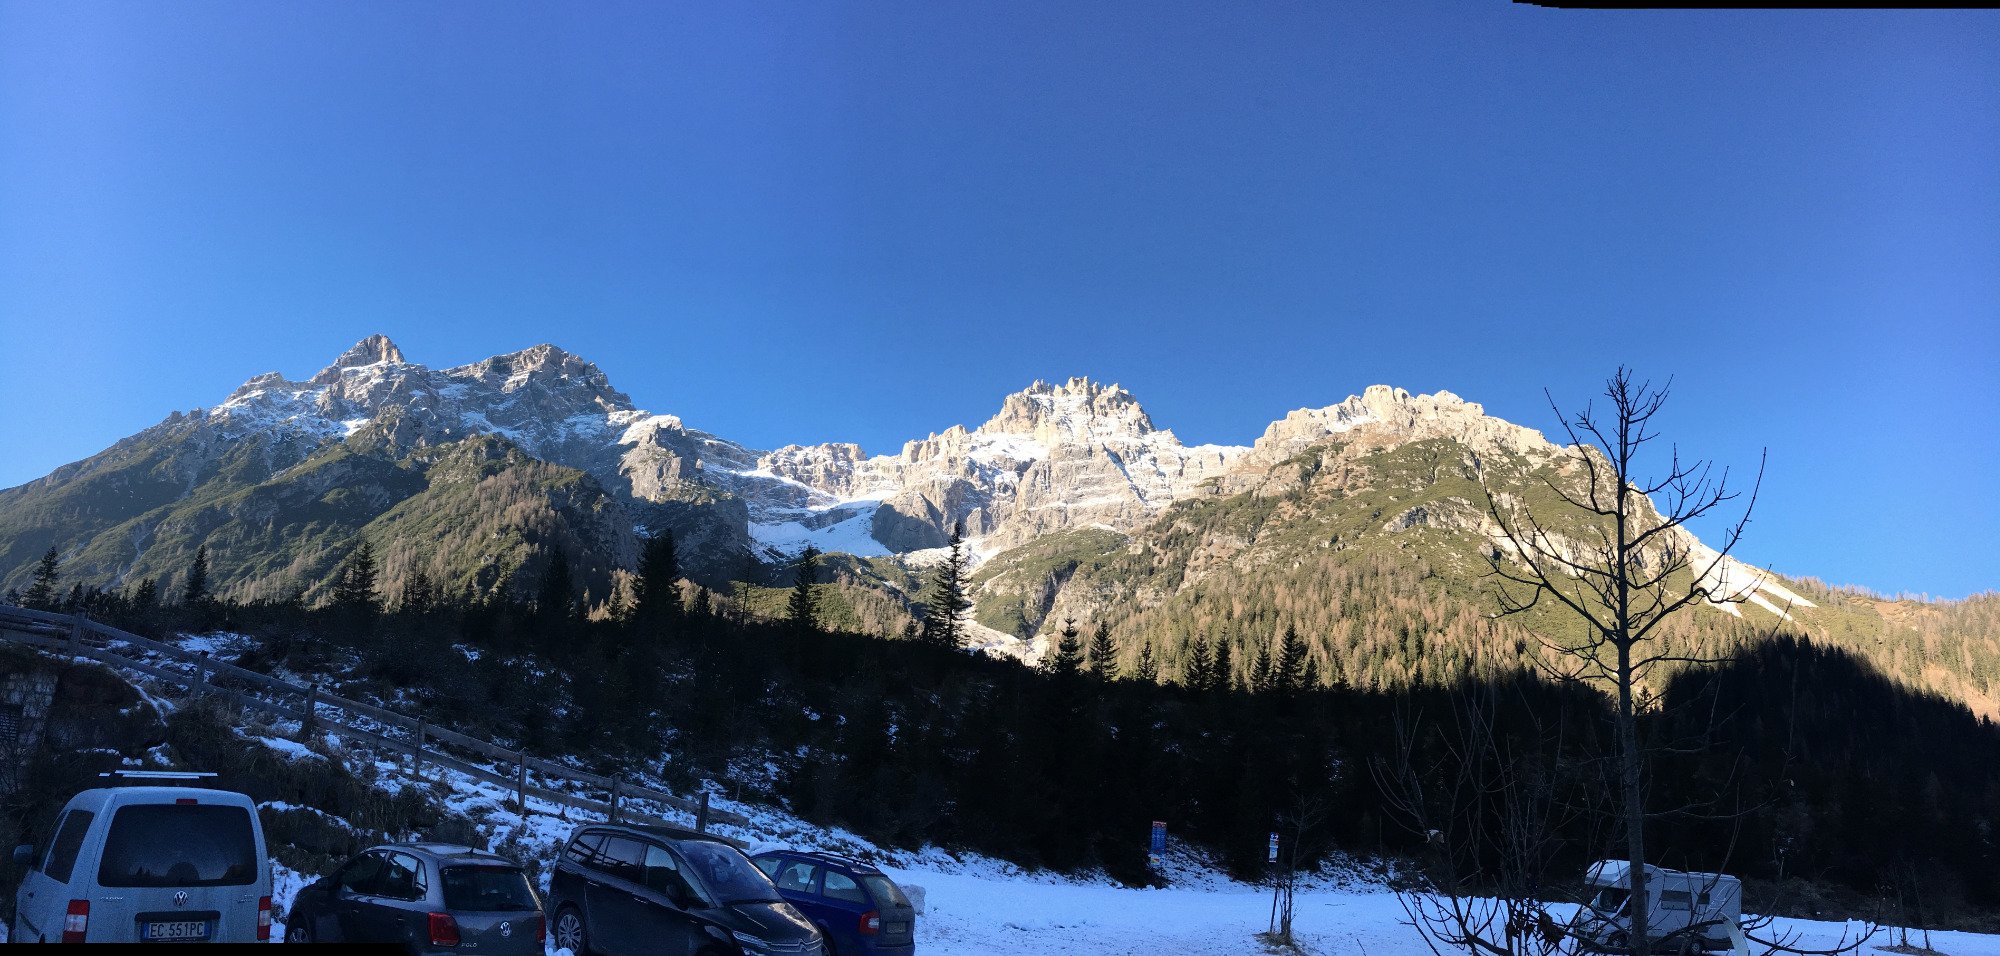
[10,777,271,944]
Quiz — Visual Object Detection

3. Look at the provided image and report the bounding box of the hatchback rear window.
[861,875,909,908]
[442,865,538,912]
[97,804,257,887]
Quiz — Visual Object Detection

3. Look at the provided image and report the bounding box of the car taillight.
[428,912,461,947]
[257,896,272,941]
[858,910,881,936]
[533,914,546,943]
[62,899,89,943]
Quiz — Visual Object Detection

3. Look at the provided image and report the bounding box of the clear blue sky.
[1,2,1995,598]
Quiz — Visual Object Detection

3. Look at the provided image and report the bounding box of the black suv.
[547,824,823,956]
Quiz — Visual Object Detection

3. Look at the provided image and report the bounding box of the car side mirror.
[13,844,36,867]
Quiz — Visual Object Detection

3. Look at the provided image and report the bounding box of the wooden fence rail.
[0,604,745,844]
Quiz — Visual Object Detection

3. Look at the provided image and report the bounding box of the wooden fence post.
[697,792,711,834]
[303,683,319,733]
[413,718,427,780]
[610,776,622,824]
[515,751,528,818]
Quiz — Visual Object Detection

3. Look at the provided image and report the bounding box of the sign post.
[1148,821,1167,872]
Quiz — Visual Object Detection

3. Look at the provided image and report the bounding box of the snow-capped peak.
[308,334,407,385]
[977,376,1157,446]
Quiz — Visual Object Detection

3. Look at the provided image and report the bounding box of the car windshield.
[97,804,257,888]
[442,865,539,912]
[1590,887,1630,914]
[862,875,909,907]
[680,842,779,904]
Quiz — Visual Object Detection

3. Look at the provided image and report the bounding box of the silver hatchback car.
[285,842,544,954]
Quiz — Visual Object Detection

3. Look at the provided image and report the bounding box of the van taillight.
[428,912,461,947]
[257,896,273,941]
[533,914,546,943]
[62,899,89,943]
[858,910,881,935]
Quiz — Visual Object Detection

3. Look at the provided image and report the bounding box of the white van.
[10,779,271,944]
[1570,860,1743,953]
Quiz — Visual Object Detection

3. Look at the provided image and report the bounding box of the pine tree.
[132,577,158,608]
[22,547,60,610]
[1135,640,1159,683]
[1045,618,1084,681]
[1185,635,1213,690]
[1273,625,1308,694]
[1251,641,1273,694]
[535,548,575,619]
[333,541,380,615]
[689,586,712,618]
[183,546,210,607]
[1088,621,1118,680]
[1212,640,1235,693]
[636,531,683,633]
[399,569,436,616]
[918,521,972,650]
[787,545,821,637]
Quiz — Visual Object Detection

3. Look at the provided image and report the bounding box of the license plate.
[143,920,212,941]
[887,921,909,933]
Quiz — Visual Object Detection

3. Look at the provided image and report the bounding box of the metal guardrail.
[0,604,749,844]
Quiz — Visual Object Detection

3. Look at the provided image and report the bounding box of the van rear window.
[97,804,257,888]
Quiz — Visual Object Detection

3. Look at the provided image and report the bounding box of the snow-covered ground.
[113,633,2000,955]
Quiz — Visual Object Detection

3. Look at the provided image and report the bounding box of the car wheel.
[553,905,590,956]
[286,921,312,944]
[816,924,841,956]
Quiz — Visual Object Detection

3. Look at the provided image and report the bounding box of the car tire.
[552,905,591,956]
[816,924,841,956]
[286,922,312,944]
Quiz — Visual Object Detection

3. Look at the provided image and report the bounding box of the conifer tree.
[1135,640,1158,683]
[787,544,821,638]
[1088,620,1118,680]
[1251,641,1273,693]
[22,547,60,610]
[1273,625,1308,694]
[183,545,210,606]
[690,586,712,618]
[1045,618,1084,681]
[1212,640,1234,693]
[635,530,683,632]
[535,548,575,619]
[1185,635,1213,690]
[132,577,158,608]
[399,569,436,616]
[918,521,972,650]
[334,541,381,615]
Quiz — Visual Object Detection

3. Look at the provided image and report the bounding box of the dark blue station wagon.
[748,851,915,956]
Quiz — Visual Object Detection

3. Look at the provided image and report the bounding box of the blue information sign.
[1268,831,1280,863]
[1149,820,1167,868]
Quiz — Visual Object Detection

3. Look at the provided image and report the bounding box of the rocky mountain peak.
[444,343,630,406]
[1243,384,1551,468]
[308,334,407,385]
[977,376,1157,445]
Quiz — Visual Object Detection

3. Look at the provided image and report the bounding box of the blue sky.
[1,2,1995,598]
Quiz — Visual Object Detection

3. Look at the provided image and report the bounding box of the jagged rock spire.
[310,335,406,385]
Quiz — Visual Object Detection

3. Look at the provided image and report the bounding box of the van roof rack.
[97,770,218,785]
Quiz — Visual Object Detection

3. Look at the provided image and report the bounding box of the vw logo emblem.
[172,891,189,908]
[500,920,512,938]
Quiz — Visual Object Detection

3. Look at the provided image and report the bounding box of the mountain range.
[3,337,1994,712]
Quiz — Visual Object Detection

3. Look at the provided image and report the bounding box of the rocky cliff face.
[750,377,1246,555]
